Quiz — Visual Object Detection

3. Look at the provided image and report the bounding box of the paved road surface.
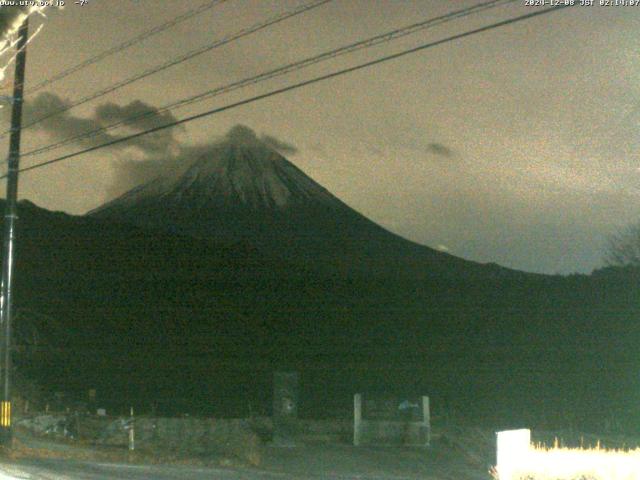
[0,458,449,480]
[0,442,492,479]
[0,459,307,480]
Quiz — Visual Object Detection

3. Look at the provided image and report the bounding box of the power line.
[25,0,230,95]
[3,5,574,179]
[21,0,517,159]
[0,0,332,140]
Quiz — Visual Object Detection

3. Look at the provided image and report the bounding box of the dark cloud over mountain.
[261,134,298,155]
[2,98,299,201]
[426,142,454,158]
[107,124,299,199]
[14,92,182,156]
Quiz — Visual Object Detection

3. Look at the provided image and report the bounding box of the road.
[0,458,448,480]
[1,459,305,480]
[0,442,491,480]
[0,428,494,480]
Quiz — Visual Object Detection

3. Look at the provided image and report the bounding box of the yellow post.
[0,401,11,427]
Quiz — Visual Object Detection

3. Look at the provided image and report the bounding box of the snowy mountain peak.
[175,137,329,210]
[89,125,501,278]
[97,125,337,213]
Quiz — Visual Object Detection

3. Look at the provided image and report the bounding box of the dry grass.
[4,428,260,469]
[12,414,266,468]
[493,442,640,480]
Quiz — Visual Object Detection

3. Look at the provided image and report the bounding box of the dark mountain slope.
[89,126,523,280]
[4,199,639,424]
[3,121,637,421]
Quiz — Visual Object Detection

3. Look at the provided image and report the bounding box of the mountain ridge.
[2,196,635,421]
[89,125,529,279]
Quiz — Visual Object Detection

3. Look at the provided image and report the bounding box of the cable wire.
[0,0,332,140]
[21,0,517,159]
[3,4,575,179]
[25,0,229,95]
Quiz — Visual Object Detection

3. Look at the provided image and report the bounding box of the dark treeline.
[5,200,640,432]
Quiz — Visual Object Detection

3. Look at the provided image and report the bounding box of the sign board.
[354,393,430,447]
[362,396,424,421]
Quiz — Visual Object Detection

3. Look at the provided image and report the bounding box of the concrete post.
[128,407,135,451]
[273,371,299,446]
[353,393,362,446]
[422,396,430,446]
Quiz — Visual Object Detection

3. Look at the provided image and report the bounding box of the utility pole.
[0,17,29,447]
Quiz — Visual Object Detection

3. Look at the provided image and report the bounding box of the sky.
[0,0,638,275]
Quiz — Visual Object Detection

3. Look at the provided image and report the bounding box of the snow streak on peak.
[90,125,492,278]
[175,140,334,209]
[97,125,337,213]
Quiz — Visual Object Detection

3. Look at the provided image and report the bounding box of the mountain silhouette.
[0,152,634,422]
[90,125,518,279]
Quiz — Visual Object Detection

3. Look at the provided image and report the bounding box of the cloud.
[105,97,180,153]
[426,143,454,158]
[21,92,114,145]
[7,117,298,202]
[223,124,298,156]
[222,124,298,155]
[5,111,298,205]
[106,124,298,200]
[0,92,188,200]
[14,92,182,155]
[261,134,298,155]
[107,144,207,199]
[93,99,183,154]
[224,124,259,145]
[389,135,455,159]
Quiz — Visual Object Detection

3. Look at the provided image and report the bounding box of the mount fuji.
[90,125,516,278]
[6,127,632,420]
